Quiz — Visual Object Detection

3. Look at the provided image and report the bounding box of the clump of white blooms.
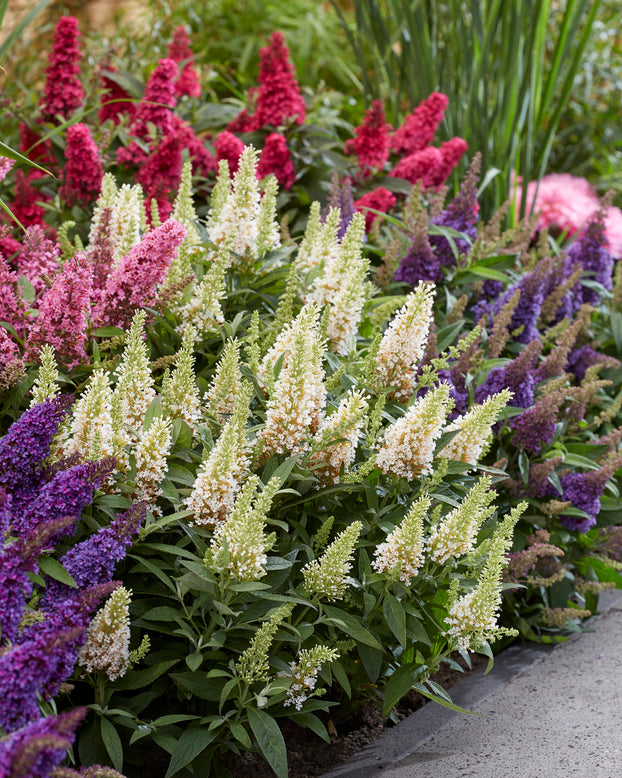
[445,503,526,650]
[29,345,60,407]
[134,415,173,509]
[319,214,371,354]
[376,282,435,402]
[186,383,252,528]
[205,475,279,582]
[303,521,362,601]
[205,338,243,424]
[235,604,293,684]
[259,305,327,458]
[171,159,201,249]
[427,475,497,564]
[376,382,452,478]
[258,303,320,388]
[208,145,280,268]
[161,326,201,424]
[296,205,341,275]
[439,389,512,466]
[78,586,132,681]
[113,310,155,435]
[309,390,368,484]
[256,174,281,257]
[109,183,147,267]
[373,494,430,584]
[87,172,118,246]
[283,645,340,710]
[179,244,228,337]
[64,368,115,461]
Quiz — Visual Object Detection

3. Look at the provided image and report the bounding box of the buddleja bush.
[2,148,528,778]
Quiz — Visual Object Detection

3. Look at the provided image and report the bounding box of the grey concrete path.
[324,591,622,778]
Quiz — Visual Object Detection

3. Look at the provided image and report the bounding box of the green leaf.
[38,556,77,588]
[383,593,407,647]
[610,312,622,354]
[413,683,481,715]
[331,660,351,698]
[113,660,179,691]
[153,714,200,726]
[358,643,383,683]
[171,671,220,702]
[382,663,422,716]
[186,653,203,672]
[100,717,123,773]
[229,721,252,749]
[17,275,35,304]
[322,605,384,650]
[128,555,177,593]
[247,707,288,778]
[91,326,127,338]
[289,712,331,743]
[165,727,218,778]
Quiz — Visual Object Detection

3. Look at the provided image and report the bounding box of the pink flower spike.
[345,100,391,177]
[426,137,468,188]
[168,26,201,98]
[59,123,104,207]
[390,146,443,187]
[26,251,93,368]
[0,157,14,183]
[354,187,397,231]
[0,256,27,339]
[257,132,295,188]
[9,171,49,229]
[17,225,61,297]
[391,92,448,156]
[93,219,187,329]
[138,134,184,223]
[40,16,84,121]
[252,31,306,129]
[214,131,246,175]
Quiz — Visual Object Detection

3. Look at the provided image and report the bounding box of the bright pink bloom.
[0,234,23,264]
[0,157,14,182]
[19,124,55,173]
[252,32,306,129]
[426,137,468,188]
[0,326,19,367]
[214,131,246,175]
[87,206,114,303]
[40,16,84,121]
[92,219,186,329]
[138,134,183,222]
[354,187,397,231]
[59,123,103,207]
[26,252,93,368]
[17,226,61,297]
[257,132,295,188]
[9,171,48,229]
[227,105,257,134]
[345,100,391,177]
[0,257,27,339]
[167,26,201,98]
[173,116,218,177]
[99,69,136,124]
[604,206,622,259]
[117,58,178,167]
[390,92,448,156]
[390,146,443,187]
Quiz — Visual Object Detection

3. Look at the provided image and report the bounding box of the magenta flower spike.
[40,16,84,121]
[59,124,104,207]
[252,31,306,129]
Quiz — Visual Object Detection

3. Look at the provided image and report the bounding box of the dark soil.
[225,652,488,777]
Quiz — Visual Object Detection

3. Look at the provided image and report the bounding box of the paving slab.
[323,590,622,778]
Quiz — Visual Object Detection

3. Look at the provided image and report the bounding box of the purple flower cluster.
[394,225,441,284]
[565,211,614,306]
[0,708,86,778]
[558,468,614,533]
[491,260,551,344]
[474,340,541,408]
[510,394,560,455]
[325,175,356,241]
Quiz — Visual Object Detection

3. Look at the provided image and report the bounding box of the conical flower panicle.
[295,201,323,271]
[186,383,252,528]
[309,390,368,484]
[78,586,132,680]
[208,146,262,266]
[179,244,228,337]
[171,159,201,248]
[259,306,326,458]
[283,645,340,710]
[205,338,243,424]
[133,415,172,512]
[256,174,281,257]
[259,303,321,387]
[373,494,430,583]
[308,211,366,307]
[40,16,84,121]
[376,281,436,402]
[235,603,293,684]
[207,159,232,232]
[445,503,526,650]
[377,382,452,479]
[87,172,118,246]
[29,345,60,407]
[205,475,279,581]
[113,311,155,435]
[427,475,497,564]
[64,369,115,462]
[109,183,147,267]
[439,389,512,466]
[303,521,362,601]
[161,327,201,424]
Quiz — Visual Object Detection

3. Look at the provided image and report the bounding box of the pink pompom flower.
[391,146,443,187]
[257,132,295,189]
[345,100,392,178]
[252,32,306,129]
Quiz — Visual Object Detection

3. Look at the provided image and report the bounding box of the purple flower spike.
[0,708,86,778]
